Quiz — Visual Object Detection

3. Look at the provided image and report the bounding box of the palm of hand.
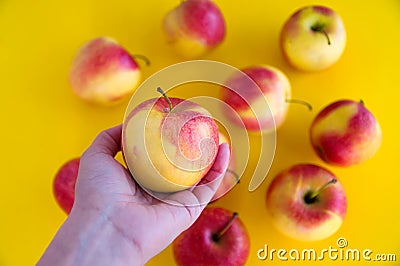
[73,125,229,262]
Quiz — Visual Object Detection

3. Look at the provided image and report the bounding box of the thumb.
[82,124,123,159]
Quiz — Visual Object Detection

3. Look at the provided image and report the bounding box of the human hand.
[38,124,230,266]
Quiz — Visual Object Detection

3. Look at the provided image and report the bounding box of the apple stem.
[157,87,173,112]
[311,25,331,45]
[360,99,365,106]
[285,99,313,111]
[132,54,151,66]
[305,178,337,203]
[212,212,238,242]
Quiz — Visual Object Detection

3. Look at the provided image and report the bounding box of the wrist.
[38,205,144,266]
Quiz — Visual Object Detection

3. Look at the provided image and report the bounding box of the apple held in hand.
[173,207,250,266]
[310,99,382,167]
[53,158,80,214]
[266,164,347,241]
[163,0,226,58]
[281,5,346,71]
[69,37,149,105]
[211,132,239,202]
[221,65,291,132]
[122,88,219,193]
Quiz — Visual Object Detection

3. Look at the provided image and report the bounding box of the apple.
[211,132,239,202]
[266,164,347,241]
[221,65,291,133]
[173,207,250,266]
[280,5,346,71]
[69,37,149,105]
[122,88,219,193]
[163,0,226,58]
[310,99,382,167]
[53,158,80,214]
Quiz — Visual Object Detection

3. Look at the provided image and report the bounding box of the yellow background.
[1,0,399,265]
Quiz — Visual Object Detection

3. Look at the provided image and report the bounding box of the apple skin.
[221,65,291,132]
[211,132,238,202]
[53,158,80,214]
[69,37,141,105]
[163,0,226,58]
[310,100,382,167]
[266,164,347,241]
[280,5,346,71]
[173,207,250,266]
[122,96,219,193]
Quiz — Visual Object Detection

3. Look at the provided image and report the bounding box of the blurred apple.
[173,207,250,266]
[211,132,238,202]
[310,99,382,167]
[122,88,219,193]
[53,158,79,214]
[221,65,291,133]
[281,5,346,71]
[69,37,148,105]
[163,0,226,58]
[266,164,347,241]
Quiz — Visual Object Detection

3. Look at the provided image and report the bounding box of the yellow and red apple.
[281,5,346,71]
[122,90,219,193]
[163,0,226,58]
[69,37,145,105]
[221,65,291,133]
[310,99,382,167]
[53,158,80,214]
[173,207,250,265]
[266,164,347,241]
